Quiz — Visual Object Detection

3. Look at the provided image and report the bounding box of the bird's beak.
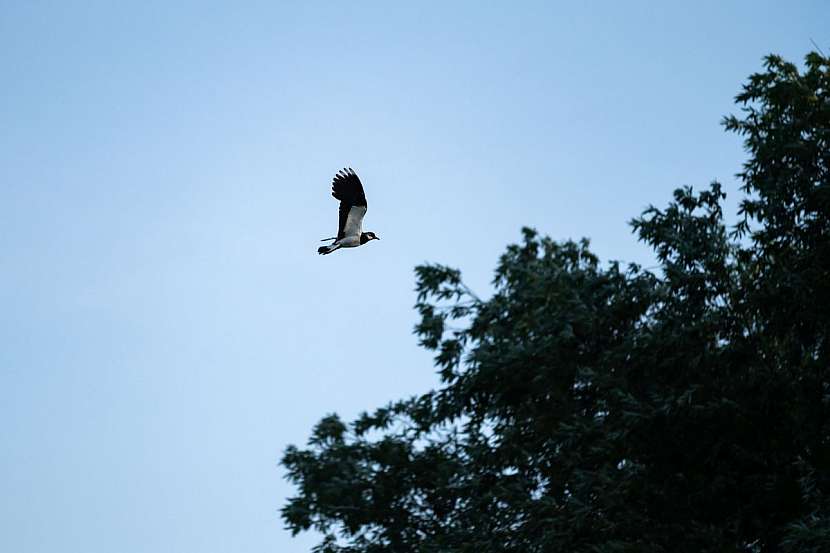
[375,236,381,240]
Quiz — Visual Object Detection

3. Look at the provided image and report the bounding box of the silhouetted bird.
[318,168,380,255]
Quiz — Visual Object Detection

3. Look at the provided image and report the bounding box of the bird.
[317,168,380,255]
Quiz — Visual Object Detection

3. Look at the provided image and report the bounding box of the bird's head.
[360,232,380,244]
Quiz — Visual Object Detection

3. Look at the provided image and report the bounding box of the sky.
[1,1,827,551]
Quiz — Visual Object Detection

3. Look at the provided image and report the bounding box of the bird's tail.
[318,244,340,255]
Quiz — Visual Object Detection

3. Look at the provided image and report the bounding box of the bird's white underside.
[336,236,360,248]
[334,205,367,248]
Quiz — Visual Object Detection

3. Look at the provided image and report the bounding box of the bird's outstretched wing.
[332,168,368,239]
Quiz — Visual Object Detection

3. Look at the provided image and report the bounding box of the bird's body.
[317,168,380,255]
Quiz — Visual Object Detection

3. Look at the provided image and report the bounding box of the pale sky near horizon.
[2,2,827,551]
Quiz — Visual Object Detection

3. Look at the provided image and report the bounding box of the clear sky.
[1,1,826,551]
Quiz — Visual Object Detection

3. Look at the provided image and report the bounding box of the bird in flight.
[318,168,380,255]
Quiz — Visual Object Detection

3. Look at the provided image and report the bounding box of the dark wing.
[332,168,368,239]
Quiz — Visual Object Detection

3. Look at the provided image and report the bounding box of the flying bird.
[318,168,380,255]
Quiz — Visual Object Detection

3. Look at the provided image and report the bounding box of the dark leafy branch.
[282,52,830,553]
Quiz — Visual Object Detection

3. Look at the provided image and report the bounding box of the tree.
[281,52,830,553]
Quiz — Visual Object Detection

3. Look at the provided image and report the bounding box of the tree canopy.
[281,52,830,553]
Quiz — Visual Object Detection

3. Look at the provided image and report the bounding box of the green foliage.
[281,52,830,552]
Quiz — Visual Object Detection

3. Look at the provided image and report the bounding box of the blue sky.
[1,1,826,551]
